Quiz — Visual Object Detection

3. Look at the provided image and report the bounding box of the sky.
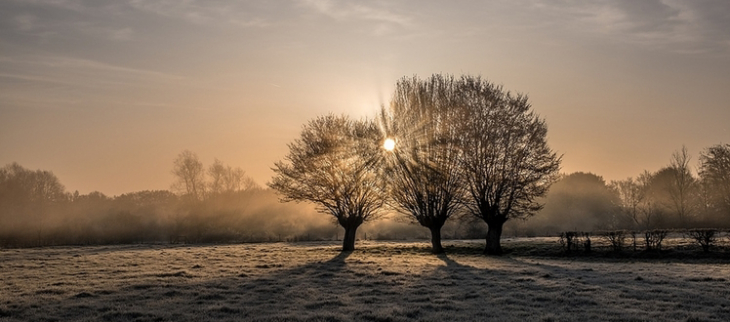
[1,0,729,196]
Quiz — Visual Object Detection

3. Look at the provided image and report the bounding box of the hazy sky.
[1,0,729,196]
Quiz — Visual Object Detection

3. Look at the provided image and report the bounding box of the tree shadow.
[5,243,730,322]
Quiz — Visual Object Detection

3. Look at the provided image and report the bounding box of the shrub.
[559,231,590,254]
[559,231,577,254]
[643,230,668,251]
[600,230,627,252]
[685,229,718,253]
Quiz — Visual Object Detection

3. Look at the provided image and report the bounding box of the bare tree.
[456,76,561,255]
[226,166,259,192]
[269,114,385,251]
[379,75,466,254]
[635,170,664,230]
[610,171,668,231]
[208,159,258,195]
[208,158,227,196]
[172,150,206,201]
[610,177,647,229]
[699,144,730,220]
[668,146,697,224]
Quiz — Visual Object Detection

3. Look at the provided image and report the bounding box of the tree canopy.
[379,75,466,254]
[269,114,386,251]
[455,75,561,254]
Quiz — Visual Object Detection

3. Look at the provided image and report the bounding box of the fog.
[0,184,336,247]
[506,172,620,236]
[0,162,486,247]
[2,143,729,247]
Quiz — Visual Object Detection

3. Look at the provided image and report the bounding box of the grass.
[1,238,729,321]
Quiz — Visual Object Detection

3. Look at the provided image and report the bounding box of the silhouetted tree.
[380,75,466,254]
[667,146,697,224]
[0,163,67,245]
[455,76,561,255]
[636,170,668,230]
[610,170,671,231]
[0,163,67,204]
[699,144,730,221]
[171,150,206,201]
[269,114,385,251]
[610,176,647,229]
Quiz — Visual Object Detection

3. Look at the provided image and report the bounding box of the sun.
[383,138,395,151]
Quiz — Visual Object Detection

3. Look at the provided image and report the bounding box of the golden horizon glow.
[1,1,728,196]
[383,138,396,151]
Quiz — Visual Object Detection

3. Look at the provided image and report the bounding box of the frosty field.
[2,239,730,322]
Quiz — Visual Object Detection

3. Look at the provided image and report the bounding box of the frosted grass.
[1,239,729,321]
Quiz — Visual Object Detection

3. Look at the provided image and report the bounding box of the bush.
[599,230,627,252]
[643,230,668,251]
[559,231,590,254]
[685,229,718,253]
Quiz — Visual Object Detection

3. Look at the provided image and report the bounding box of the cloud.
[14,14,40,31]
[535,0,730,55]
[3,0,272,40]
[41,56,181,80]
[0,55,183,92]
[109,27,133,41]
[584,0,687,42]
[126,0,272,28]
[7,0,89,13]
[228,17,270,28]
[298,0,413,35]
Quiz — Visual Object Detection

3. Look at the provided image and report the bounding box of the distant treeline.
[506,145,730,236]
[1,143,728,248]
[0,161,484,248]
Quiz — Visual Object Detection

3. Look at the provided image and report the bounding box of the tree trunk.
[484,221,504,255]
[342,226,357,251]
[429,226,444,254]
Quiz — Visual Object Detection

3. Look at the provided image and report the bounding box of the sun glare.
[383,138,395,151]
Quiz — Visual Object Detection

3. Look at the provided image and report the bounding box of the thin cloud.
[0,72,74,85]
[547,0,730,54]
[109,27,133,41]
[0,55,184,91]
[298,0,413,33]
[127,0,272,28]
[14,14,40,31]
[228,17,270,28]
[38,56,182,80]
[7,0,90,13]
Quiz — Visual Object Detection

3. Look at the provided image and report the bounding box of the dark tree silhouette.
[610,175,649,229]
[0,163,67,246]
[456,76,561,255]
[380,75,465,254]
[269,114,385,251]
[0,163,66,204]
[613,170,671,230]
[699,144,730,219]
